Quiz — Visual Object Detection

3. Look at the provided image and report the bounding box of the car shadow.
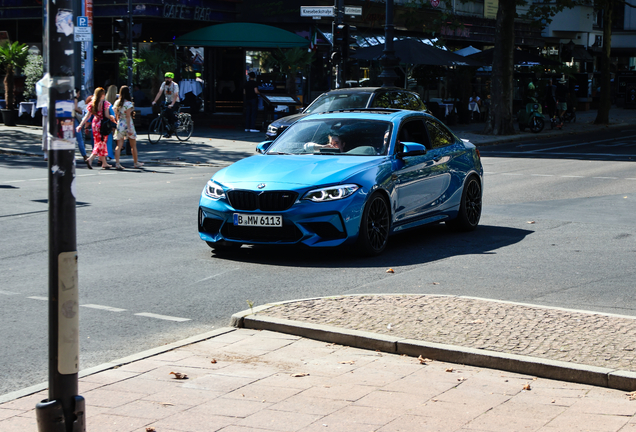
[210,224,533,269]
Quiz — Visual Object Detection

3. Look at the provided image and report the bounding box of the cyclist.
[152,72,180,138]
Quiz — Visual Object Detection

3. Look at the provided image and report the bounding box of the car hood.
[270,112,308,128]
[213,155,383,189]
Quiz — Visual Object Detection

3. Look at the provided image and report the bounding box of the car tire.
[206,241,242,252]
[356,192,390,256]
[446,175,482,232]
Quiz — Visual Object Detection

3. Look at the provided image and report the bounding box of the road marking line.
[135,313,191,322]
[81,304,127,312]
[560,175,585,178]
[593,177,618,179]
[27,296,48,301]
[0,290,20,295]
[530,174,554,177]
[193,268,240,285]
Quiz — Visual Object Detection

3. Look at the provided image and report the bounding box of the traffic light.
[342,25,357,61]
[333,23,346,59]
[113,19,126,48]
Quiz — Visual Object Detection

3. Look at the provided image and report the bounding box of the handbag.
[99,102,114,137]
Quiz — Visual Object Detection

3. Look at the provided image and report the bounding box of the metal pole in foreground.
[35,0,85,431]
[127,0,133,88]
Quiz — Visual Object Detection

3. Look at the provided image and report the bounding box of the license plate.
[233,214,282,227]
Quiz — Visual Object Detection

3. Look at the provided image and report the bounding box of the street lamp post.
[127,0,133,88]
[379,0,399,87]
[35,0,85,431]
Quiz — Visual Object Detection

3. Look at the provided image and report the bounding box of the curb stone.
[231,298,636,392]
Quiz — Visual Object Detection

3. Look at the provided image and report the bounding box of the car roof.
[321,87,415,95]
[302,109,432,122]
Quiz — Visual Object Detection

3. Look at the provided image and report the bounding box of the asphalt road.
[1,126,635,397]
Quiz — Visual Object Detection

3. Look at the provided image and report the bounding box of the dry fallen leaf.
[160,402,174,406]
[527,221,536,224]
[146,428,156,432]
[445,367,454,372]
[627,391,636,400]
[522,382,532,391]
[431,398,438,402]
[418,355,433,364]
[211,359,217,364]
[386,268,395,273]
[169,371,188,380]
[431,282,440,285]
[339,360,355,365]
[551,399,556,403]
[457,377,466,381]
[291,373,309,377]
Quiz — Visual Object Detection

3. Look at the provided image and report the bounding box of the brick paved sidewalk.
[256,295,636,372]
[3,328,636,432]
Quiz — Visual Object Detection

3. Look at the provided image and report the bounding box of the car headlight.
[204,180,226,199]
[302,184,359,202]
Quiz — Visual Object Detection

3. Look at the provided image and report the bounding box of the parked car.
[198,108,483,256]
[265,87,429,139]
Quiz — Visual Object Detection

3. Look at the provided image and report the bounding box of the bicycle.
[148,103,194,144]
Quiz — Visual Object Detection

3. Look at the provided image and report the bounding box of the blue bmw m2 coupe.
[198,109,483,255]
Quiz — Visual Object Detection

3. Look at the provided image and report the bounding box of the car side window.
[395,119,431,153]
[392,92,423,111]
[370,92,391,108]
[425,118,455,149]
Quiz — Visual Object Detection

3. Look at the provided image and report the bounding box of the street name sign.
[301,6,334,17]
[344,6,362,16]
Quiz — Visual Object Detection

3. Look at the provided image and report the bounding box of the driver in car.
[304,134,346,152]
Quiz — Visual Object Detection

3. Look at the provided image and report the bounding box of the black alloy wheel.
[357,193,390,256]
[447,176,482,231]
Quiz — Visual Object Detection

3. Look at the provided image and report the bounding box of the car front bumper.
[198,189,367,248]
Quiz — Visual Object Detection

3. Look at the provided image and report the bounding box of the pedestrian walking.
[105,85,118,159]
[76,87,116,170]
[113,85,143,170]
[73,88,88,163]
[244,72,260,132]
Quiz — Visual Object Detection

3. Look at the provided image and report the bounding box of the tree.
[484,0,517,135]
[0,41,29,110]
[594,0,635,124]
[262,48,314,95]
[23,53,43,100]
[137,46,176,96]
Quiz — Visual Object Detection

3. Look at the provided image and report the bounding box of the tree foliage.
[261,48,314,94]
[137,46,176,96]
[23,53,43,100]
[0,41,29,110]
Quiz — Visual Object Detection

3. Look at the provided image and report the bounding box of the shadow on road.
[209,224,533,269]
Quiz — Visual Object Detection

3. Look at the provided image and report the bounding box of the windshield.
[304,92,373,114]
[267,118,392,156]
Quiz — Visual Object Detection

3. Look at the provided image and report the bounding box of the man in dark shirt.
[544,79,556,119]
[555,79,568,128]
[244,72,260,133]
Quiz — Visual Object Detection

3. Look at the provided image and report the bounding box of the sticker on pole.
[58,251,79,375]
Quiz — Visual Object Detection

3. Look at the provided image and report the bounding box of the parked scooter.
[518,98,545,133]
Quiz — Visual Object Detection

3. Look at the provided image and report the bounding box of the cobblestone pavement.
[257,295,636,371]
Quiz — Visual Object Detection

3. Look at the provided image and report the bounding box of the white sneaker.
[250,129,260,133]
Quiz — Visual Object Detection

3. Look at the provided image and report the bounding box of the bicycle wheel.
[175,114,194,141]
[148,117,164,144]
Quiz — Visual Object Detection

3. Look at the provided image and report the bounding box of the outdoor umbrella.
[352,39,483,67]
[467,48,562,66]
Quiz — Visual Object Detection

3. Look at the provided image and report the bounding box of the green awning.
[175,22,309,48]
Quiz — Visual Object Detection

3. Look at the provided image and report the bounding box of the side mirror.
[256,140,273,154]
[397,142,427,159]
